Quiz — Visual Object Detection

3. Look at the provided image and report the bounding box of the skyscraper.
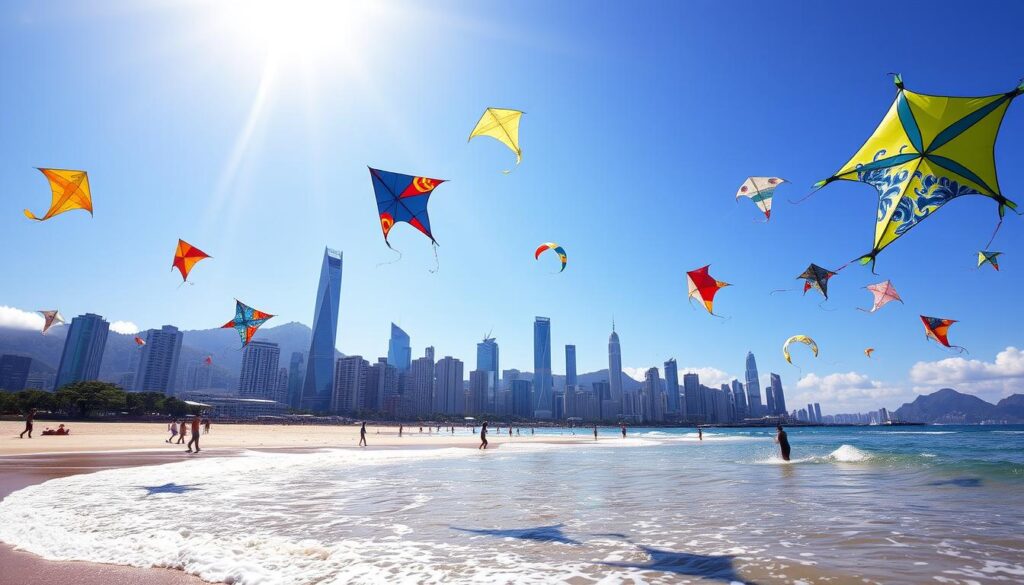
[301,248,343,412]
[643,367,664,422]
[664,358,680,414]
[565,345,577,389]
[807,403,816,422]
[434,356,464,414]
[238,340,281,399]
[133,325,183,394]
[373,357,400,412]
[468,370,489,413]
[0,355,32,391]
[476,336,499,411]
[424,346,435,363]
[408,351,435,415]
[511,379,532,418]
[731,379,748,419]
[607,323,624,415]
[387,323,412,372]
[55,313,110,389]
[287,352,305,408]
[769,373,786,415]
[744,351,763,417]
[683,372,703,421]
[814,402,822,422]
[533,317,553,418]
[332,355,368,413]
[765,383,776,416]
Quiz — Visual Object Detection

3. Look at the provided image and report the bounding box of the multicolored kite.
[134,336,146,347]
[860,280,903,312]
[798,264,837,299]
[369,167,445,248]
[173,239,211,283]
[920,315,966,352]
[783,335,819,365]
[221,299,274,348]
[686,265,730,316]
[25,168,93,221]
[534,242,567,272]
[978,250,1002,271]
[864,347,875,358]
[37,310,64,334]
[469,108,523,171]
[736,177,786,220]
[815,75,1022,269]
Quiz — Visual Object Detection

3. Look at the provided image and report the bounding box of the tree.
[53,381,126,417]
[15,389,54,413]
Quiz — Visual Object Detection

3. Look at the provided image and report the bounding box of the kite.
[783,335,819,365]
[173,239,211,283]
[134,336,146,347]
[37,310,64,334]
[920,315,966,352]
[860,280,903,312]
[221,299,274,348]
[978,250,1002,271]
[369,167,445,249]
[865,348,875,358]
[468,108,523,171]
[686,265,730,316]
[798,264,837,299]
[24,168,93,221]
[534,242,567,272]
[736,177,786,220]
[814,75,1022,269]
[204,356,213,366]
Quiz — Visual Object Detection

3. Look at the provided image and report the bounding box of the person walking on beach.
[594,425,598,440]
[399,424,404,437]
[186,416,201,453]
[698,427,703,441]
[509,426,513,438]
[167,420,177,443]
[479,422,489,450]
[620,424,626,438]
[775,425,791,461]
[177,420,187,444]
[203,418,211,434]
[19,408,36,439]
[359,422,367,447]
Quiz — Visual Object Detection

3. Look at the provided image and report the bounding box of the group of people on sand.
[166,417,210,453]
[18,409,70,438]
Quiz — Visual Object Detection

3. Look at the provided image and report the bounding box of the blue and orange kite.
[222,299,274,348]
[369,167,446,249]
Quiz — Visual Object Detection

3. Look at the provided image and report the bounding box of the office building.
[683,372,703,422]
[664,358,680,414]
[133,325,183,394]
[770,373,787,416]
[387,323,412,372]
[814,402,822,422]
[238,341,281,399]
[511,379,532,418]
[301,248,343,412]
[407,351,435,415]
[476,336,499,412]
[0,355,32,391]
[730,379,748,419]
[434,356,465,415]
[607,323,624,415]
[332,355,368,413]
[565,345,577,389]
[55,313,110,389]
[643,367,664,422]
[533,317,553,418]
[744,351,763,417]
[469,370,490,414]
[287,352,304,408]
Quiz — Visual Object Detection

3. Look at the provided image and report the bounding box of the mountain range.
[893,388,1024,424]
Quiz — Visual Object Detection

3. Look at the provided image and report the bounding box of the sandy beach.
[0,421,587,585]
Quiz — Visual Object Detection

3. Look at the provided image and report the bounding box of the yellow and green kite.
[816,75,1022,269]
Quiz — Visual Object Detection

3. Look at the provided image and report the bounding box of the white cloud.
[624,366,735,387]
[622,367,649,382]
[909,346,1024,400]
[0,306,44,330]
[795,372,907,414]
[109,321,140,335]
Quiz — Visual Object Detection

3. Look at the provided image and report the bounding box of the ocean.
[1,425,1022,584]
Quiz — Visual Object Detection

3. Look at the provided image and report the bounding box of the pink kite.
[859,280,903,313]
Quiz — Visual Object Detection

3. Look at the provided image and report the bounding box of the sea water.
[1,425,1022,584]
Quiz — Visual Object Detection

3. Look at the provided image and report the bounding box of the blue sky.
[2,0,1023,412]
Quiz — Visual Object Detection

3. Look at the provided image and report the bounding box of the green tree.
[53,381,126,417]
[15,389,54,413]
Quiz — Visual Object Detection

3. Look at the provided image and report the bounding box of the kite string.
[429,244,440,274]
[375,246,403,268]
[984,218,1004,249]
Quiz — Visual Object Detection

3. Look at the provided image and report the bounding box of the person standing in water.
[479,421,489,450]
[399,424,403,437]
[698,427,703,441]
[775,425,791,461]
[594,425,598,440]
[186,416,201,453]
[19,408,36,439]
[508,426,512,438]
[620,424,626,438]
[359,422,367,447]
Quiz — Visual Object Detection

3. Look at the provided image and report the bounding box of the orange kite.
[686,265,730,316]
[172,239,211,283]
[24,168,93,221]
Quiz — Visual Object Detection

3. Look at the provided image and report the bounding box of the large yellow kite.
[24,168,93,221]
[468,108,523,170]
[816,75,1022,268]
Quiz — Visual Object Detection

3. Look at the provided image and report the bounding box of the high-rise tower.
[476,335,499,411]
[565,345,577,389]
[744,351,763,417]
[664,358,680,414]
[533,317,553,418]
[770,373,787,415]
[301,248,343,412]
[387,323,412,372]
[55,313,110,389]
[133,325,183,394]
[607,322,624,415]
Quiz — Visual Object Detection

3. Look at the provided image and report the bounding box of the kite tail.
[769,288,792,295]
[855,307,875,313]
[817,299,838,312]
[855,253,879,275]
[950,345,969,355]
[375,246,403,268]
[23,209,42,221]
[984,217,1004,249]
[788,178,831,204]
[428,243,440,274]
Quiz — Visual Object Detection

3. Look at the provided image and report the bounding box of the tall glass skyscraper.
[287,352,305,408]
[683,372,703,421]
[607,323,623,414]
[770,373,787,415]
[238,340,281,398]
[731,379,748,419]
[133,325,183,394]
[476,336,499,411]
[387,323,411,372]
[744,351,763,417]
[533,317,552,418]
[55,313,110,389]
[664,358,680,414]
[301,248,343,412]
[564,344,577,389]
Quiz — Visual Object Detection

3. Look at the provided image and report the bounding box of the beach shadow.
[927,477,983,488]
[451,523,581,545]
[604,545,754,584]
[137,483,202,496]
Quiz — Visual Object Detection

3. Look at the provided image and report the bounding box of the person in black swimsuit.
[776,425,791,461]
[359,422,367,447]
[19,408,36,439]
[479,422,489,450]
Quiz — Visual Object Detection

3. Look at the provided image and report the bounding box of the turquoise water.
[1,424,1022,584]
